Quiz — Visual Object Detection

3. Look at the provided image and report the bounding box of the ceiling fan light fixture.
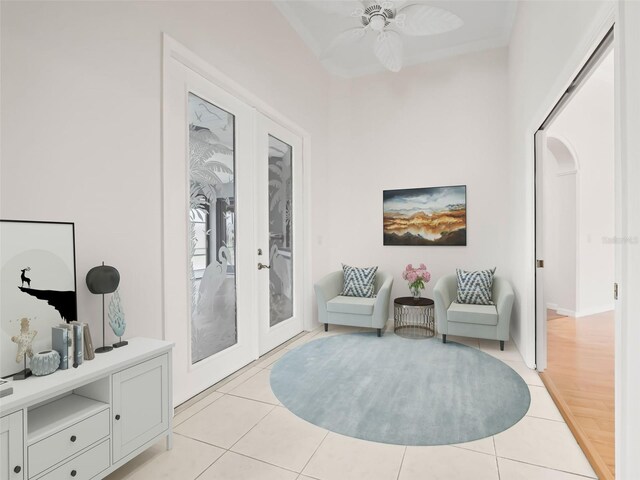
[369,14,386,31]
[320,1,463,73]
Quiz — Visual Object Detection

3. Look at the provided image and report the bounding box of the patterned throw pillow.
[456,268,496,305]
[342,264,378,298]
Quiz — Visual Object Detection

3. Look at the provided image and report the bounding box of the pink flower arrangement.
[402,263,431,295]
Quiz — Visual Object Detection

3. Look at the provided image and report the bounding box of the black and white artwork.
[1,220,77,377]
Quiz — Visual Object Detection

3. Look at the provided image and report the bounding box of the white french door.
[163,51,257,405]
[163,39,306,404]
[256,115,304,355]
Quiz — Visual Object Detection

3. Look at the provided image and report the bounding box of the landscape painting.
[383,185,467,246]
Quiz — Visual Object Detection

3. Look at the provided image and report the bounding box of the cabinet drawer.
[28,409,109,477]
[36,439,109,480]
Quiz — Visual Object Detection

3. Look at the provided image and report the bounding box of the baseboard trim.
[575,305,615,318]
[547,304,615,318]
[551,307,577,317]
[546,303,576,316]
[540,372,614,480]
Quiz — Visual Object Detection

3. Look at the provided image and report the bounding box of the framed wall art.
[1,220,77,377]
[383,185,467,246]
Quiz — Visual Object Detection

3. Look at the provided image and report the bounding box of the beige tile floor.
[105,324,597,480]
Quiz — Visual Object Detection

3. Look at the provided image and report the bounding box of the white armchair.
[434,274,514,350]
[314,271,393,337]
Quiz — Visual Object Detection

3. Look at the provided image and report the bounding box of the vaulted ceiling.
[275,1,518,77]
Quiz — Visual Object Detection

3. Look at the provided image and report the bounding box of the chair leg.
[500,340,504,351]
[442,334,447,344]
[377,328,381,337]
[324,323,328,332]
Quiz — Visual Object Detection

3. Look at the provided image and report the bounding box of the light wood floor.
[541,310,614,480]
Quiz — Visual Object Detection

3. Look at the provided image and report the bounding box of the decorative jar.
[31,350,60,376]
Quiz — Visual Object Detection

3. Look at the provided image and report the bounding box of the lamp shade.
[86,264,120,294]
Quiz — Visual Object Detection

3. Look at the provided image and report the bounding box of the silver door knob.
[258,263,271,270]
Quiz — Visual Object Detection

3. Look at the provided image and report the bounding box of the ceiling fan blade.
[321,27,367,59]
[304,0,365,17]
[374,31,403,72]
[395,4,463,36]
[374,0,409,10]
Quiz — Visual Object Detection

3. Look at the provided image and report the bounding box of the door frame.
[162,35,312,336]
[532,24,615,370]
[524,5,616,370]
[161,35,313,399]
[162,48,258,404]
[530,9,621,476]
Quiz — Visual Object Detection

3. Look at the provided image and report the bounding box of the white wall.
[546,56,615,317]
[0,1,332,341]
[542,144,577,315]
[327,48,511,309]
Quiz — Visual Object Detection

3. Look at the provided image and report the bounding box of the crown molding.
[273,1,322,57]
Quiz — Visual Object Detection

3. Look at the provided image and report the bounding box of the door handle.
[258,263,271,270]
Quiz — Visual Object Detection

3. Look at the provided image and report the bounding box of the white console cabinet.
[1,410,24,479]
[0,338,173,480]
[112,354,169,462]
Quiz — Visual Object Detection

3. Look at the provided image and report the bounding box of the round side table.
[394,297,435,339]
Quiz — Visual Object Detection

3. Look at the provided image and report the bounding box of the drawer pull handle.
[71,469,77,477]
[115,414,121,420]
[14,466,21,474]
[70,435,77,442]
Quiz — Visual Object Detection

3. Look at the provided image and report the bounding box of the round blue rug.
[270,333,530,446]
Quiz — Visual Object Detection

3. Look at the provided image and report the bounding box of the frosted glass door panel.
[268,135,293,327]
[188,93,237,364]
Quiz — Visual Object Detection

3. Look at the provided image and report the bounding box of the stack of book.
[52,322,95,370]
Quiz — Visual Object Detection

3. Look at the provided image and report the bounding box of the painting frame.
[0,219,77,377]
[383,185,467,246]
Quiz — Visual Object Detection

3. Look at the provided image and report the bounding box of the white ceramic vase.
[31,350,60,376]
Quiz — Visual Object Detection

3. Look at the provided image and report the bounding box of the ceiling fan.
[315,1,464,72]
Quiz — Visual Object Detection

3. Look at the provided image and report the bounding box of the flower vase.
[410,286,421,300]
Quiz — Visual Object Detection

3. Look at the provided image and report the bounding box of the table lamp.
[86,262,120,354]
